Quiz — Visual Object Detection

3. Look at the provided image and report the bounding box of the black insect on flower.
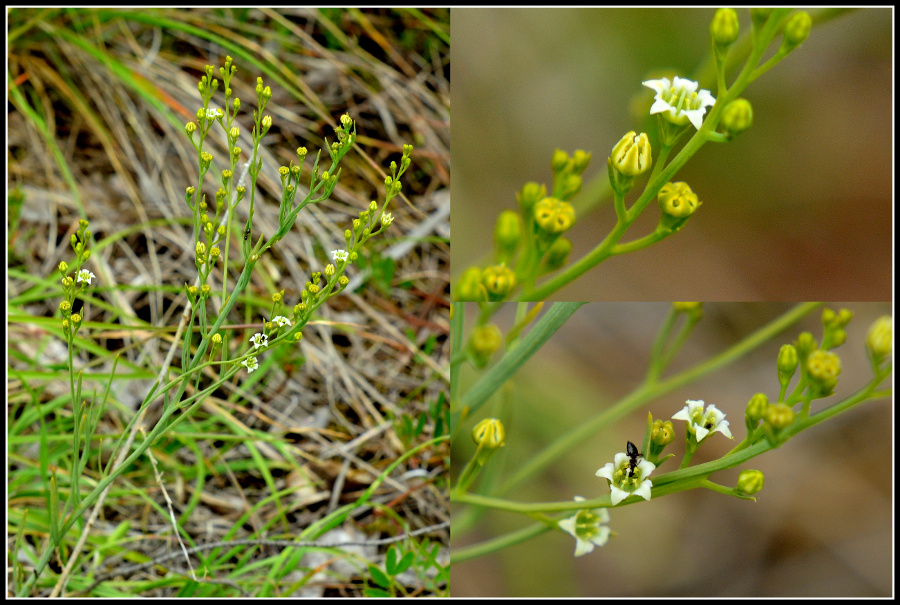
[625,440,643,478]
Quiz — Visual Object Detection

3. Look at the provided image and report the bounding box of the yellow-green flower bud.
[188,285,199,298]
[822,307,853,350]
[550,148,570,174]
[71,313,82,324]
[195,242,207,256]
[61,319,69,330]
[570,150,591,175]
[745,392,769,424]
[836,309,853,326]
[456,266,487,302]
[782,11,812,51]
[775,344,798,390]
[61,276,73,288]
[866,315,892,364]
[472,418,506,450]
[211,333,223,344]
[806,349,841,394]
[338,275,349,287]
[720,99,753,138]
[556,173,582,200]
[610,131,652,177]
[185,121,197,135]
[229,126,240,139]
[658,182,700,218]
[481,264,516,301]
[200,284,211,296]
[297,146,308,159]
[58,261,68,273]
[468,324,503,368]
[494,210,523,261]
[736,469,764,496]
[517,182,547,215]
[794,332,818,360]
[294,331,303,342]
[533,197,575,234]
[651,419,675,446]
[542,237,572,274]
[324,264,335,277]
[765,402,795,430]
[710,8,739,47]
[262,115,272,131]
[59,300,71,313]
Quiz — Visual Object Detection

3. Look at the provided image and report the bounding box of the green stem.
[493,302,821,495]
[450,522,553,564]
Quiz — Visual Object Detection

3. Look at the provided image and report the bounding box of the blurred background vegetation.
[451,302,892,597]
[8,8,449,597]
[451,8,891,301]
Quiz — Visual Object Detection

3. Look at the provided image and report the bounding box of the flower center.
[665,86,700,113]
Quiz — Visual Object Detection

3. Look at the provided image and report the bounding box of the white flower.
[76,269,96,285]
[205,107,223,120]
[557,496,611,557]
[596,450,656,506]
[241,356,259,373]
[249,333,268,350]
[332,249,348,263]
[643,76,716,130]
[272,316,291,328]
[672,399,733,442]
[380,212,393,226]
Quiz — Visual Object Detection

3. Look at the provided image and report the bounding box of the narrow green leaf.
[452,302,585,426]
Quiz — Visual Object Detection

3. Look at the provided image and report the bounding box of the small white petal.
[595,462,615,482]
[632,478,653,501]
[672,76,698,93]
[573,537,596,557]
[684,108,706,130]
[694,425,710,441]
[76,270,96,285]
[609,485,630,506]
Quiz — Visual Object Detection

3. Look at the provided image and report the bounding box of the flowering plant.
[453,8,889,302]
[9,26,449,596]
[450,302,891,595]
